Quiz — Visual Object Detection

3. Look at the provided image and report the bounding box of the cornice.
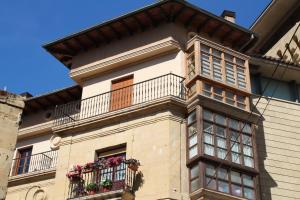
[18,121,52,139]
[70,37,181,83]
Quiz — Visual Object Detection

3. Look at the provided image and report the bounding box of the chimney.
[221,10,236,23]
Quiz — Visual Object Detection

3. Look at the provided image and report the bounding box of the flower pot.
[88,190,96,195]
[101,187,111,193]
[128,164,138,171]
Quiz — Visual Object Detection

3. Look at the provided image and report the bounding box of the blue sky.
[0,0,270,96]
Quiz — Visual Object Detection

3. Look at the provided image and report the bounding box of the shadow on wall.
[132,171,144,194]
[252,104,277,200]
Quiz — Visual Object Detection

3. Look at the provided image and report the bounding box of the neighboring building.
[249,0,300,199]
[0,91,24,199]
[4,0,300,200]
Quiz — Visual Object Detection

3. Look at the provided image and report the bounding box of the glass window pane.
[202,44,210,53]
[204,133,214,144]
[215,114,226,125]
[190,165,199,179]
[244,188,255,200]
[189,146,198,159]
[229,119,239,130]
[242,123,252,134]
[236,58,245,66]
[244,156,254,168]
[201,53,211,76]
[232,184,242,196]
[203,122,213,133]
[232,153,241,164]
[203,83,212,96]
[243,146,253,157]
[225,54,233,61]
[188,111,196,125]
[218,168,228,180]
[217,148,227,159]
[230,131,240,142]
[205,164,215,176]
[216,126,226,137]
[206,177,217,190]
[203,110,213,121]
[218,181,229,193]
[189,134,198,147]
[188,123,197,137]
[217,138,226,148]
[214,87,223,95]
[231,142,240,153]
[242,134,252,146]
[204,145,214,156]
[191,178,200,192]
[231,171,241,184]
[243,175,254,187]
[212,49,221,57]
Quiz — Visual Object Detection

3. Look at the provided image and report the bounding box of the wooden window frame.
[186,107,258,172]
[13,146,33,175]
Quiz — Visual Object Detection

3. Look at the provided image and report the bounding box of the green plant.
[86,183,98,191]
[100,179,113,188]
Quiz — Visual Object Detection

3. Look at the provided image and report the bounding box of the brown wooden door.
[110,75,133,111]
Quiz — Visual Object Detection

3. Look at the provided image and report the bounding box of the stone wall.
[0,91,24,200]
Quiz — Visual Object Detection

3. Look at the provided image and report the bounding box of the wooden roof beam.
[65,90,77,100]
[158,6,169,22]
[74,37,88,52]
[172,6,185,22]
[221,29,234,43]
[62,42,77,55]
[85,33,99,48]
[197,18,210,33]
[54,93,68,104]
[185,12,198,28]
[49,48,75,57]
[209,23,223,37]
[132,16,145,31]
[108,25,122,39]
[95,29,110,44]
[120,20,133,36]
[145,11,157,27]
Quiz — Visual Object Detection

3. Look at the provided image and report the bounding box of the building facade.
[4,0,300,200]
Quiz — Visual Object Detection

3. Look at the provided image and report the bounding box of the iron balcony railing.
[67,162,136,199]
[10,150,58,176]
[54,73,186,127]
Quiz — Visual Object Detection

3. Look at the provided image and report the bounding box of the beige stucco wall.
[254,97,300,200]
[50,109,189,200]
[0,92,24,200]
[6,178,55,200]
[82,50,185,99]
[72,23,187,70]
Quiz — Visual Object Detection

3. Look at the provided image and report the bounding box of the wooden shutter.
[110,75,133,111]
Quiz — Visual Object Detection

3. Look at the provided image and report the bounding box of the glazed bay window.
[203,109,254,168]
[187,109,255,168]
[199,43,249,90]
[188,110,198,159]
[202,82,248,109]
[204,164,256,199]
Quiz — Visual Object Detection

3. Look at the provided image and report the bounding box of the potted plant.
[86,183,98,195]
[66,165,83,182]
[100,179,113,192]
[125,158,140,171]
[83,162,94,173]
[107,156,124,167]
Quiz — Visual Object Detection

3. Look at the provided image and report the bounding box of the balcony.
[9,150,58,183]
[66,158,138,199]
[53,73,186,128]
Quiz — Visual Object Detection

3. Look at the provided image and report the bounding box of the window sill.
[190,188,247,200]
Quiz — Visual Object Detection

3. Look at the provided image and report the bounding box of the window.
[96,150,127,191]
[203,110,254,168]
[14,147,32,175]
[205,164,255,200]
[202,82,247,110]
[189,163,256,199]
[187,50,196,80]
[198,44,247,90]
[188,111,198,159]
